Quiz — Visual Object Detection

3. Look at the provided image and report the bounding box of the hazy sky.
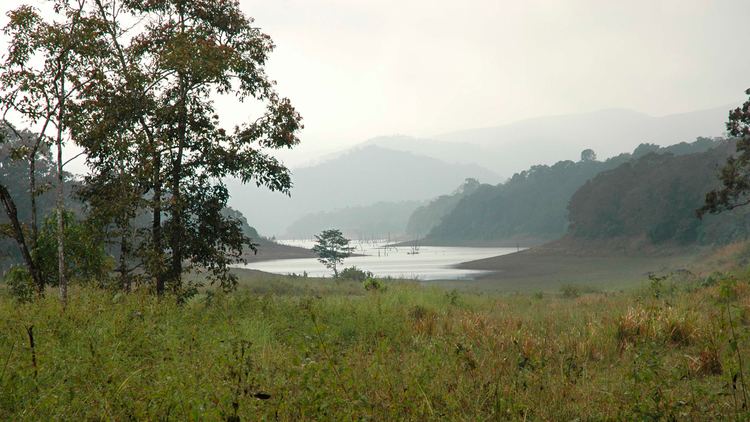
[233,0,750,163]
[2,0,749,168]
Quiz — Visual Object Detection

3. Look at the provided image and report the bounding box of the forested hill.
[405,178,481,238]
[421,138,722,245]
[567,139,750,247]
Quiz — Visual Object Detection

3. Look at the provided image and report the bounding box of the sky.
[235,0,750,165]
[1,0,750,169]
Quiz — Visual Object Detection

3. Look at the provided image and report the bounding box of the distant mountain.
[284,200,423,239]
[423,138,723,245]
[227,145,500,236]
[364,135,492,167]
[228,105,730,236]
[381,106,727,177]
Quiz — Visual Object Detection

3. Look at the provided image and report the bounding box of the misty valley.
[1,0,750,420]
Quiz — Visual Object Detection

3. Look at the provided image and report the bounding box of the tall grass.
[0,274,748,420]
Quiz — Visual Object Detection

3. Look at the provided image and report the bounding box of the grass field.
[1,267,750,420]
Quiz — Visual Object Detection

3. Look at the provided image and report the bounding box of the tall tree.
[700,89,750,216]
[1,1,105,302]
[78,0,303,293]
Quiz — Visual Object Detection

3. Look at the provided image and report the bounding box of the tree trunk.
[169,76,187,291]
[153,152,164,296]
[169,152,183,290]
[169,9,187,291]
[28,145,38,252]
[56,69,67,306]
[118,165,132,293]
[118,224,131,292]
[0,184,44,295]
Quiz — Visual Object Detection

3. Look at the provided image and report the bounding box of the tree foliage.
[569,140,750,245]
[0,0,111,304]
[0,127,61,293]
[312,229,355,278]
[580,149,597,162]
[36,210,112,288]
[0,1,302,298]
[700,89,750,216]
[71,0,301,293]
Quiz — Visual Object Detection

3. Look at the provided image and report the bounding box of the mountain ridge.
[227,145,500,236]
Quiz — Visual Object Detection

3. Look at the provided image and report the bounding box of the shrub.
[445,289,460,305]
[409,305,428,321]
[688,347,723,377]
[560,285,580,298]
[339,266,373,281]
[4,265,35,303]
[648,273,667,299]
[616,307,650,349]
[662,312,695,346]
[702,272,727,288]
[36,211,113,287]
[362,278,382,291]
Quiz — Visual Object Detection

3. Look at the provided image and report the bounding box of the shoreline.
[388,237,550,248]
[242,241,315,263]
[444,241,710,292]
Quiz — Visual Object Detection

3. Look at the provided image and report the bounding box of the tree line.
[420,138,721,245]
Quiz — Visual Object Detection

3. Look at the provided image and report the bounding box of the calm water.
[241,239,518,280]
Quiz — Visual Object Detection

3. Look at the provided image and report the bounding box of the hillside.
[567,139,750,248]
[405,178,481,238]
[423,138,722,245]
[227,145,499,236]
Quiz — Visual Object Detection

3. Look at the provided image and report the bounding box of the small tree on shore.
[312,229,354,278]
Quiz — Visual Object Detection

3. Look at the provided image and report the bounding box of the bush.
[4,266,35,303]
[560,284,601,298]
[339,266,373,282]
[702,272,727,288]
[36,211,113,287]
[560,285,580,298]
[616,307,650,349]
[362,278,382,291]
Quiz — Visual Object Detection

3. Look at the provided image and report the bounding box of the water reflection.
[241,239,517,280]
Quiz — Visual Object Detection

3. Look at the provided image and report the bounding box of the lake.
[241,239,518,280]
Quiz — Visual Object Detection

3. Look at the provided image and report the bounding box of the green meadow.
[1,269,749,420]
